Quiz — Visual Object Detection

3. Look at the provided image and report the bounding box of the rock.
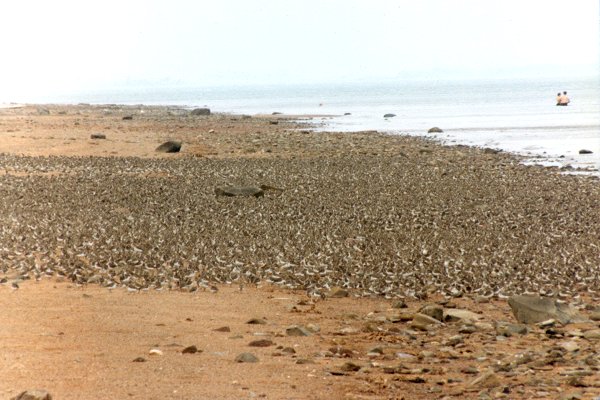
[11,390,52,400]
[214,326,231,332]
[246,318,267,325]
[235,352,259,363]
[444,309,482,323]
[328,287,349,298]
[248,339,274,347]
[215,186,264,198]
[306,323,320,333]
[148,348,163,356]
[155,140,182,153]
[190,108,211,116]
[578,149,593,154]
[445,334,464,346]
[122,115,133,120]
[495,322,528,336]
[37,108,50,115]
[559,341,580,352]
[391,299,408,309]
[483,148,499,154]
[182,345,199,354]
[589,312,600,321]
[419,304,444,321]
[286,325,312,337]
[428,127,443,133]
[508,295,586,325]
[281,347,296,354]
[269,120,279,125]
[344,112,351,115]
[469,371,501,388]
[132,357,147,362]
[339,361,361,372]
[583,329,600,340]
[383,113,396,118]
[410,313,443,331]
[90,133,106,139]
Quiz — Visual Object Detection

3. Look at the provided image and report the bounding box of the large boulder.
[215,186,264,198]
[190,108,211,116]
[155,141,182,153]
[428,127,443,133]
[508,295,587,325]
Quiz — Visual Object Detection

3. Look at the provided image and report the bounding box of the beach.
[1,104,600,399]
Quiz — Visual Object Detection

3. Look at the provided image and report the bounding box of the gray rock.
[90,133,106,139]
[428,127,443,133]
[419,304,443,321]
[286,325,312,336]
[215,186,264,198]
[579,149,593,154]
[508,295,587,325]
[122,115,133,120]
[410,313,443,331]
[155,140,182,153]
[37,108,50,115]
[383,113,396,118]
[11,390,52,400]
[496,322,528,336]
[235,352,259,363]
[444,309,482,323]
[190,108,211,116]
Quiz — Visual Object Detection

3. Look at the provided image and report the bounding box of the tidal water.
[4,77,599,172]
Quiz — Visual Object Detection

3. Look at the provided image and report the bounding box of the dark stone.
[190,108,211,116]
[122,115,133,120]
[484,148,499,154]
[248,339,274,347]
[428,127,443,133]
[182,345,199,354]
[383,113,396,118]
[155,141,182,153]
[269,120,279,125]
[90,133,106,140]
[132,357,146,362]
[272,112,282,115]
[344,112,351,115]
[579,149,593,154]
[246,318,267,325]
[215,186,264,198]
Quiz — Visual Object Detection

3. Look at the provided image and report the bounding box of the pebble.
[148,349,163,356]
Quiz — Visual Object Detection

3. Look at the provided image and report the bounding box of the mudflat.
[1,104,599,399]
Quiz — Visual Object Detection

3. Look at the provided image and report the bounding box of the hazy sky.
[1,0,598,97]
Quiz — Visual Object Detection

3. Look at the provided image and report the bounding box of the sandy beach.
[1,104,600,399]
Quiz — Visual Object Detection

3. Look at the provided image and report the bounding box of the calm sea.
[6,77,600,172]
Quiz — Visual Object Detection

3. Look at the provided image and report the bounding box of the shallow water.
[6,77,599,172]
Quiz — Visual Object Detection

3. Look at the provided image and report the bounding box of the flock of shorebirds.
[1,114,600,299]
